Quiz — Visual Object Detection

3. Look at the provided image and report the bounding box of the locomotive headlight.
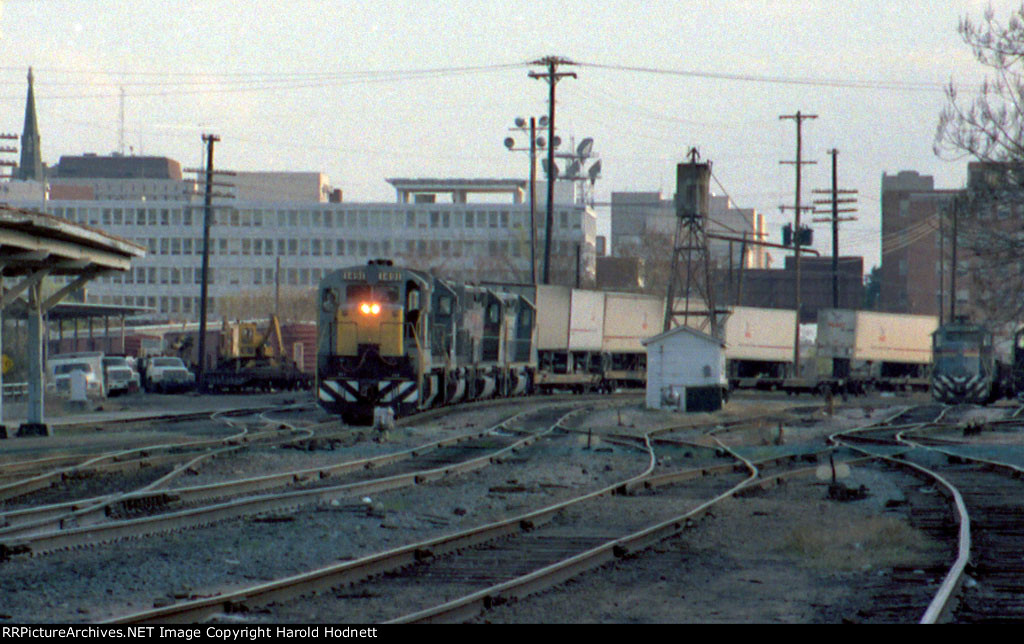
[360,302,381,316]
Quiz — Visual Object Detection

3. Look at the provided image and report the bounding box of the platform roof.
[4,300,153,321]
[0,204,144,277]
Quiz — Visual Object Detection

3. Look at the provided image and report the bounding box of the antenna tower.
[118,87,125,155]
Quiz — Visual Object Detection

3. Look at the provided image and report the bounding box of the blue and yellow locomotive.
[317,260,536,423]
[931,318,1004,404]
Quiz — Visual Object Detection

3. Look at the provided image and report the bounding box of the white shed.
[643,325,727,412]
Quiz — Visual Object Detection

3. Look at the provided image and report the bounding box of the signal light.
[359,302,381,316]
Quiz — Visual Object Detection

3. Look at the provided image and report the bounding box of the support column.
[19,281,49,436]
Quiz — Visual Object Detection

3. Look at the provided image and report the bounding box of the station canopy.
[0,204,145,433]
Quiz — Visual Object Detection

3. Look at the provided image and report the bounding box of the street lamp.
[504,116,551,285]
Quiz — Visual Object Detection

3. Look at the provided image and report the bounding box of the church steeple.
[17,67,43,181]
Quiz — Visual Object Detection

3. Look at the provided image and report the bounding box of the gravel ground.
[472,464,950,624]
[0,416,648,623]
[0,391,1012,624]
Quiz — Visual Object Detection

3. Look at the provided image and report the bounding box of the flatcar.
[317,260,535,423]
[931,318,1002,404]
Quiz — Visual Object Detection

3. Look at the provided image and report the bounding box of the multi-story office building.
[879,170,958,317]
[4,169,597,320]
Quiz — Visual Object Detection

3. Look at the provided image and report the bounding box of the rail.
[2,382,27,399]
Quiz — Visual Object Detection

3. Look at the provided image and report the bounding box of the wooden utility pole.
[197,133,219,391]
[951,195,959,321]
[780,111,817,375]
[812,149,858,309]
[529,56,576,285]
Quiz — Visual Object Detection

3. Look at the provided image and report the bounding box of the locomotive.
[316,260,535,423]
[930,318,1005,404]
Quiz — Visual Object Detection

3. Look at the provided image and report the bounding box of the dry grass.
[780,515,940,571]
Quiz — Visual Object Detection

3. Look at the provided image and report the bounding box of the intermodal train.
[317,260,949,421]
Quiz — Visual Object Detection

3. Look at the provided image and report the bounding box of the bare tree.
[936,4,1024,163]
[935,4,1024,326]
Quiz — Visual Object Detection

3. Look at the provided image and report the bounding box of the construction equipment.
[204,315,311,393]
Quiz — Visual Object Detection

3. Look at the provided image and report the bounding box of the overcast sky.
[0,0,1018,270]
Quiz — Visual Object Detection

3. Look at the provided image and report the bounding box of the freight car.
[317,260,535,423]
[318,260,953,422]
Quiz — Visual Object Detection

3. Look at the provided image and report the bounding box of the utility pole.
[529,56,576,285]
[197,133,219,392]
[779,111,817,376]
[812,149,858,309]
[939,202,945,325]
[951,195,959,321]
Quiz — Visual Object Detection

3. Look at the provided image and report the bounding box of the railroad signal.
[782,223,814,247]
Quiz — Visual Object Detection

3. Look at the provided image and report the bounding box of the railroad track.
[11,397,1009,623]
[0,407,325,536]
[0,402,590,564]
[105,403,901,624]
[830,403,1024,622]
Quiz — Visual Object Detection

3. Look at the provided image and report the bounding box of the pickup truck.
[142,356,195,393]
[102,356,141,396]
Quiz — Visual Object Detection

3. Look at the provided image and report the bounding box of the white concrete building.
[643,324,726,412]
[5,175,597,320]
[611,192,768,269]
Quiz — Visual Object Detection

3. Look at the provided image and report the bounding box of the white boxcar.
[535,285,571,351]
[817,309,937,365]
[602,292,664,352]
[723,307,796,363]
[568,289,605,352]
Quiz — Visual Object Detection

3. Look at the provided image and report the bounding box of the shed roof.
[641,323,725,348]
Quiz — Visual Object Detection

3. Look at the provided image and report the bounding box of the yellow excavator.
[204,315,311,393]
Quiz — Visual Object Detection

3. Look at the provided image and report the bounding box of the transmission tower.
[663,149,726,337]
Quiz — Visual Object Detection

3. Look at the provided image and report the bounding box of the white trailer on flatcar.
[722,307,796,389]
[816,309,937,391]
[601,292,664,388]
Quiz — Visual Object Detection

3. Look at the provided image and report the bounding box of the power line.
[576,61,950,92]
